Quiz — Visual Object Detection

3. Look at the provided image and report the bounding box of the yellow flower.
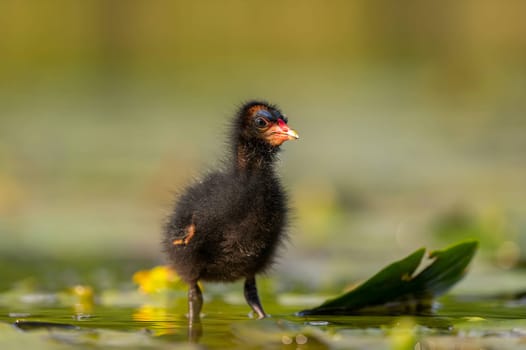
[71,284,94,314]
[390,317,417,350]
[132,265,181,294]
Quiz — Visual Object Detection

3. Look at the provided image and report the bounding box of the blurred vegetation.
[0,0,525,292]
[300,241,478,315]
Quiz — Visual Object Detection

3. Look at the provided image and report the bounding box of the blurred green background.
[1,1,525,291]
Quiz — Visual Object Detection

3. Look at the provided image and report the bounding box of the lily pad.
[298,240,478,315]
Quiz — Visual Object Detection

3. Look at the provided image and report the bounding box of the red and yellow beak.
[265,119,299,146]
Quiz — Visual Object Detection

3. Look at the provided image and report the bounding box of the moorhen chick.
[163,101,299,320]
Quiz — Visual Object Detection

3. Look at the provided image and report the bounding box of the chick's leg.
[244,276,267,319]
[188,282,203,322]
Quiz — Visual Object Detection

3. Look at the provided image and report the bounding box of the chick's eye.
[254,117,269,128]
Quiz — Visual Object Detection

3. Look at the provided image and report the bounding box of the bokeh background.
[1,1,525,292]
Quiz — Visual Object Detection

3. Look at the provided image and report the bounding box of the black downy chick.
[163,101,299,320]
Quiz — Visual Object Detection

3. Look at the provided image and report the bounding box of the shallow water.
[1,294,526,349]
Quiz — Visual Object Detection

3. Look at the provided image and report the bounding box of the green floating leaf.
[298,240,478,316]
